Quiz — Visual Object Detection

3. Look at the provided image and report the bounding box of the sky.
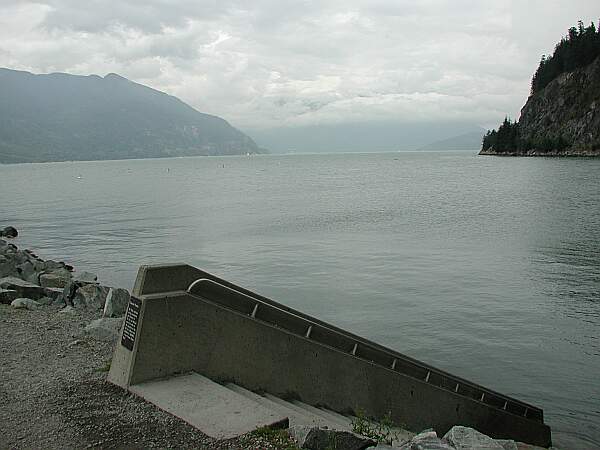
[0,1,597,138]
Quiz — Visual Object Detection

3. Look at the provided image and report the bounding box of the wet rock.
[73,284,110,310]
[443,426,503,450]
[11,298,41,310]
[0,288,18,304]
[299,427,376,450]
[1,226,18,238]
[84,317,123,342]
[39,270,72,288]
[0,276,46,300]
[103,288,130,317]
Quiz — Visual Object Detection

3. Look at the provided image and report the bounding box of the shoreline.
[479,149,600,157]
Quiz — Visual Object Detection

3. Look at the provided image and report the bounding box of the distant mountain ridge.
[0,68,259,163]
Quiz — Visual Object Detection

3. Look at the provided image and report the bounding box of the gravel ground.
[0,303,292,449]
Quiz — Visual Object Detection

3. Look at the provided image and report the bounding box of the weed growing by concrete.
[350,409,400,445]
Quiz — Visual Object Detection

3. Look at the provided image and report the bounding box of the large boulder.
[42,260,70,272]
[11,298,41,310]
[0,276,46,300]
[0,226,18,238]
[72,284,110,310]
[84,317,123,342]
[396,430,455,450]
[293,427,376,450]
[103,288,130,317]
[39,270,72,288]
[443,426,503,450]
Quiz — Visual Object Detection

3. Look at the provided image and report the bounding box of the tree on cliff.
[481,118,518,153]
[531,20,600,94]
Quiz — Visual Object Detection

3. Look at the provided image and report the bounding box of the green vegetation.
[350,409,401,445]
[482,118,570,154]
[531,20,600,94]
[482,117,519,153]
[96,360,112,372]
[251,426,301,450]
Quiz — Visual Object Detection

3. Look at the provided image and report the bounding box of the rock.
[17,261,39,284]
[0,288,18,304]
[0,276,47,300]
[42,260,68,272]
[396,431,454,450]
[1,226,18,238]
[0,255,18,278]
[300,427,376,450]
[72,284,110,310]
[36,296,54,306]
[84,317,123,341]
[11,298,41,310]
[58,305,76,315]
[103,288,130,317]
[443,426,503,450]
[43,287,65,303]
[496,440,518,450]
[73,271,98,283]
[39,271,72,288]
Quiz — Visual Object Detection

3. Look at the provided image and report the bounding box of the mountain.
[481,22,600,156]
[416,130,484,152]
[248,122,485,154]
[0,68,259,163]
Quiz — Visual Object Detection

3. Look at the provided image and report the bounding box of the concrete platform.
[129,372,288,439]
[108,264,552,447]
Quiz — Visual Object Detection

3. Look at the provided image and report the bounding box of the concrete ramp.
[129,372,288,439]
[108,264,552,447]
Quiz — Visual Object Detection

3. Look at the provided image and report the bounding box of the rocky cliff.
[480,55,600,156]
[0,68,260,163]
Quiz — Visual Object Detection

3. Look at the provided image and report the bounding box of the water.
[2,152,599,449]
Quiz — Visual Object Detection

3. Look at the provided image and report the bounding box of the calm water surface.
[2,152,599,449]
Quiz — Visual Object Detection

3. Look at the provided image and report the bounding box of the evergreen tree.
[531,20,600,94]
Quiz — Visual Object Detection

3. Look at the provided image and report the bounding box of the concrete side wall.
[130,265,542,419]
[127,292,551,447]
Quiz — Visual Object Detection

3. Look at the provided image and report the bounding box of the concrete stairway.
[130,371,413,442]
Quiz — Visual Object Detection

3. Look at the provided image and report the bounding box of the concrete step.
[129,372,288,439]
[225,383,330,428]
[263,393,335,428]
[290,400,352,430]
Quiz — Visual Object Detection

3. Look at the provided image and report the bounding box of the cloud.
[0,0,598,131]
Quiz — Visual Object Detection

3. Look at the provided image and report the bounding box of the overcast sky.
[0,1,597,132]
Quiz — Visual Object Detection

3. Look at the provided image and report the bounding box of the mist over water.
[2,152,599,449]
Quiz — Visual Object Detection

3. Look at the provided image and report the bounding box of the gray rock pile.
[1,227,131,328]
[287,425,553,450]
